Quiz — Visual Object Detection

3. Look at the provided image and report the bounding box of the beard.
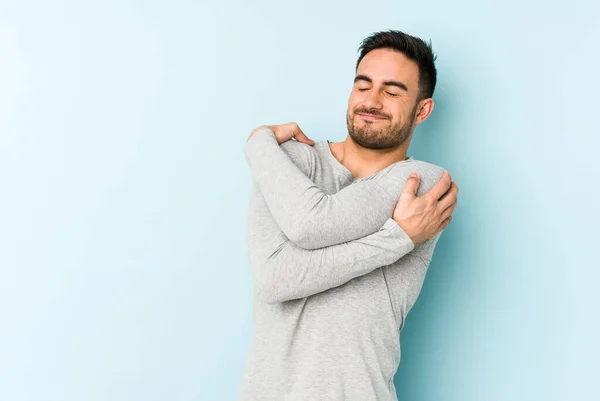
[346,105,418,150]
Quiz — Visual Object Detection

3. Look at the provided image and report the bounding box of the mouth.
[356,112,387,121]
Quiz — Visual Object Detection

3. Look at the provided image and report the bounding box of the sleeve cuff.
[382,218,415,250]
[247,126,276,143]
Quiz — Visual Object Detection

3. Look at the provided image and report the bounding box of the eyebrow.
[354,74,409,92]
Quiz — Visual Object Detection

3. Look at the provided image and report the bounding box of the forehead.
[356,48,419,89]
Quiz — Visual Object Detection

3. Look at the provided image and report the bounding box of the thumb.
[402,173,420,198]
[293,130,315,146]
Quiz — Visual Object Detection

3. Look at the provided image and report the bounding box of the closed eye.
[386,91,399,97]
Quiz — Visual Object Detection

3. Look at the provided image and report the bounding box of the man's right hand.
[393,171,458,245]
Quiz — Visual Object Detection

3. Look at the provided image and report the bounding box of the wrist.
[390,219,417,246]
[248,125,271,141]
[394,219,416,244]
[266,125,279,137]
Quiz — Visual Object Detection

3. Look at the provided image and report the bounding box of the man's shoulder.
[280,138,322,154]
[279,139,322,175]
[388,159,447,196]
[404,159,446,176]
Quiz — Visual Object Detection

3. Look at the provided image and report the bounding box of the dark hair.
[356,30,437,100]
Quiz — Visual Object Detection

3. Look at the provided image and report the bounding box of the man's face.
[347,48,421,150]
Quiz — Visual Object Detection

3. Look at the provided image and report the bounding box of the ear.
[414,98,434,125]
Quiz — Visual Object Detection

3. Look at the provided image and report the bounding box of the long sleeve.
[244,127,446,250]
[380,231,442,330]
[247,181,415,304]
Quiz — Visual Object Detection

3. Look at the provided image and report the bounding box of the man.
[239,30,459,400]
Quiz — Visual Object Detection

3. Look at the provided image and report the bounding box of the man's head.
[346,30,437,150]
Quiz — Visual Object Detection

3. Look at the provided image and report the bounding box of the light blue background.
[1,0,598,400]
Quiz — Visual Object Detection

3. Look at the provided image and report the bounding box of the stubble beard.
[346,106,418,150]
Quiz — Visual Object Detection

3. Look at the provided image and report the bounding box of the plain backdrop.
[1,0,598,400]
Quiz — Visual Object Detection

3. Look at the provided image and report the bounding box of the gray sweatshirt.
[238,128,446,401]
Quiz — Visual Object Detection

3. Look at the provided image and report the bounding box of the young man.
[239,30,459,401]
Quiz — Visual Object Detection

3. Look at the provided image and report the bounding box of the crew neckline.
[321,140,414,182]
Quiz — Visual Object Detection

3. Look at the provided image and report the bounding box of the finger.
[426,171,452,201]
[401,173,421,198]
[438,181,458,211]
[440,200,457,222]
[294,131,315,145]
[438,215,452,232]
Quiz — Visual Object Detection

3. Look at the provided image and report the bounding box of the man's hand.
[248,122,315,146]
[393,171,458,245]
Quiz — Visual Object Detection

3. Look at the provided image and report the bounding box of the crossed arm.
[244,128,445,303]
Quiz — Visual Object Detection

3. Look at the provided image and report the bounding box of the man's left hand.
[248,122,315,146]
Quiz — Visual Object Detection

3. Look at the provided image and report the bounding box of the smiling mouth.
[356,113,387,121]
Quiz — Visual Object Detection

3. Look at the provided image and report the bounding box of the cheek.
[348,90,368,107]
[347,100,359,116]
[390,106,407,122]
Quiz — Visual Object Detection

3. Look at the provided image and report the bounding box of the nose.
[363,89,383,110]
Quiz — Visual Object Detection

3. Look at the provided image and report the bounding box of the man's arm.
[381,233,441,331]
[247,181,415,304]
[244,127,455,249]
[244,126,450,304]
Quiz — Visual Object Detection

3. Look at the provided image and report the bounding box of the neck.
[329,135,411,178]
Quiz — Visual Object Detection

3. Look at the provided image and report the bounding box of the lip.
[356,112,387,121]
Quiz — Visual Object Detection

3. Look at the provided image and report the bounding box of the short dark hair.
[356,30,437,100]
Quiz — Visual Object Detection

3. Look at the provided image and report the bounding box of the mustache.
[353,108,390,119]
